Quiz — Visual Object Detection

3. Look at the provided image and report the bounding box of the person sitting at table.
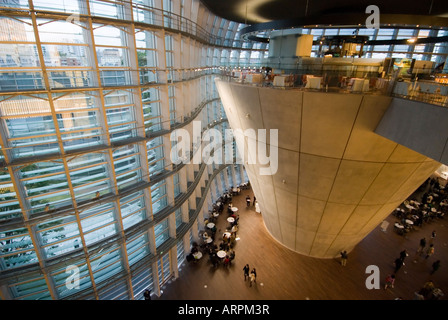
[229,250,235,262]
[203,231,209,240]
[210,253,219,268]
[229,233,236,248]
[223,256,230,268]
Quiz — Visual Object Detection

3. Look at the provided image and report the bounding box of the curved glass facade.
[0,0,263,300]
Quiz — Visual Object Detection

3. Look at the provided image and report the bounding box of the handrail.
[222,72,448,108]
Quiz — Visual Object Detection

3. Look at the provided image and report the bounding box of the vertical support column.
[151,260,161,297]
[170,246,179,279]
[190,219,199,244]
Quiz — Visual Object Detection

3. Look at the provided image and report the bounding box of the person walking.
[243,264,250,281]
[417,237,426,255]
[246,195,251,207]
[399,249,408,262]
[384,274,395,290]
[425,244,435,259]
[414,237,427,263]
[143,289,151,300]
[249,268,257,287]
[431,260,441,275]
[340,250,348,266]
[394,257,405,273]
[429,230,436,245]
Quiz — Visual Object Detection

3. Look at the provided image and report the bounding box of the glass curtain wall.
[0,0,254,300]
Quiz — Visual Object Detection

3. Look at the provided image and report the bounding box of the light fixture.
[407,38,416,43]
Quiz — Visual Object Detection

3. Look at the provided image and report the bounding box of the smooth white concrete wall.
[375,97,448,165]
[215,79,440,258]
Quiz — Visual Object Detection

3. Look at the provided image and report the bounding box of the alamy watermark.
[65,265,80,290]
[170,121,278,176]
[365,5,380,30]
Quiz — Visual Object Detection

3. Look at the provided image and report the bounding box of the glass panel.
[52,261,93,298]
[131,266,153,300]
[8,275,49,299]
[91,248,123,284]
[57,110,100,132]
[126,233,150,265]
[33,0,81,14]
[52,91,99,112]
[38,19,86,44]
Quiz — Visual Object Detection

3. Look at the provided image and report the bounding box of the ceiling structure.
[200,0,448,27]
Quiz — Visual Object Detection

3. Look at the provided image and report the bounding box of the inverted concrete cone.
[215,78,440,258]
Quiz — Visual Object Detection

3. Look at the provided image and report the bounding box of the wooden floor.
[157,185,448,300]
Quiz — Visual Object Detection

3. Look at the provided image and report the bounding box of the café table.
[193,251,203,260]
[227,217,235,223]
[405,219,414,225]
[207,222,215,229]
[273,75,287,87]
[217,250,226,258]
[231,207,238,213]
[213,212,219,218]
[205,237,213,244]
[223,232,231,238]
[305,76,322,89]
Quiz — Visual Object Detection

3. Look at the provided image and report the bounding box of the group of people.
[243,264,257,287]
[384,177,445,299]
[186,184,251,269]
[394,177,447,235]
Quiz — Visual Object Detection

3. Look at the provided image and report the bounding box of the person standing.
[246,195,251,207]
[431,260,441,275]
[425,244,435,259]
[253,196,256,206]
[340,250,348,266]
[243,264,250,281]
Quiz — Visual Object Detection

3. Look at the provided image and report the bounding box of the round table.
[231,207,238,212]
[405,219,414,225]
[405,204,415,210]
[216,201,221,206]
[207,222,215,229]
[223,232,231,238]
[395,223,404,229]
[213,212,219,217]
[431,208,437,212]
[205,237,213,244]
[193,252,203,260]
[227,217,235,223]
[217,250,226,258]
